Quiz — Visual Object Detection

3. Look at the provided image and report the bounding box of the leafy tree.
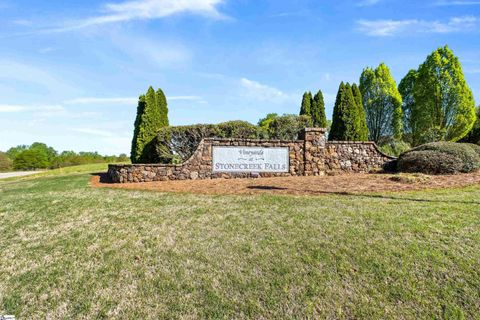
[0,152,12,171]
[268,114,313,140]
[258,113,278,130]
[13,149,49,170]
[6,145,28,160]
[412,45,476,145]
[30,142,57,165]
[131,86,169,163]
[300,92,312,116]
[351,83,369,141]
[360,63,403,142]
[311,90,328,128]
[329,82,361,141]
[398,69,418,138]
[460,106,480,144]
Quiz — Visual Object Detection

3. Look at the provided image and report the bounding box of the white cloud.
[12,19,33,26]
[64,97,138,105]
[38,47,55,54]
[465,68,480,74]
[357,0,383,6]
[64,95,205,105]
[0,104,64,113]
[434,0,480,5]
[109,34,192,69]
[240,78,288,101]
[34,0,226,33]
[357,16,478,36]
[0,60,76,95]
[0,105,27,113]
[71,128,114,137]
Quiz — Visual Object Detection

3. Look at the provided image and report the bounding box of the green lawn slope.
[0,171,478,318]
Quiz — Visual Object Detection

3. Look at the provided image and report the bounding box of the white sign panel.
[212,146,289,173]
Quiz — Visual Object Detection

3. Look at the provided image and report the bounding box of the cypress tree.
[311,90,328,128]
[130,86,169,163]
[130,95,146,163]
[351,83,369,141]
[329,82,359,141]
[156,88,169,127]
[300,92,312,117]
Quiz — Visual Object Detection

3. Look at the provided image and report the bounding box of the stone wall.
[325,142,394,173]
[108,128,395,183]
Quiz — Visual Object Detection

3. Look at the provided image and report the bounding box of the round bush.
[378,138,411,157]
[397,150,463,175]
[465,143,480,157]
[397,142,480,174]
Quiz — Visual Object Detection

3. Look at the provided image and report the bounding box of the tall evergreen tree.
[351,83,369,141]
[359,63,403,142]
[329,82,360,141]
[398,69,418,138]
[311,90,328,128]
[156,88,169,127]
[299,92,312,117]
[130,86,169,163]
[412,45,476,145]
[130,95,146,163]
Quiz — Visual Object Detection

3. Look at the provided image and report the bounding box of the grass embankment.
[0,163,119,182]
[0,171,479,319]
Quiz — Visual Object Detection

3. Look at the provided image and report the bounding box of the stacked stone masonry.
[108,128,395,183]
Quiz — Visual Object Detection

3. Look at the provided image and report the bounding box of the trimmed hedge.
[267,115,313,140]
[397,151,463,175]
[397,142,480,174]
[155,116,312,164]
[155,121,263,163]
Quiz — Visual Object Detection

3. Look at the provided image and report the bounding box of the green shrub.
[378,138,411,157]
[397,142,480,174]
[464,143,480,156]
[411,142,480,173]
[0,152,13,171]
[397,151,463,175]
[13,149,49,170]
[268,114,312,140]
[156,121,262,163]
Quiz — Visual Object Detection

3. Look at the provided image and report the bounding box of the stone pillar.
[301,128,327,176]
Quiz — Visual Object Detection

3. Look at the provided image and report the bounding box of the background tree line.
[131,45,477,163]
[0,142,129,171]
[320,45,477,156]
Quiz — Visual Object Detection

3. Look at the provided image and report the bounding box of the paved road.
[0,171,42,179]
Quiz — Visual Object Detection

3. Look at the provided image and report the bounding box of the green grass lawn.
[0,163,120,182]
[0,172,479,319]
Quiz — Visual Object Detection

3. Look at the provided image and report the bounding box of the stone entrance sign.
[212,146,289,173]
[108,128,397,183]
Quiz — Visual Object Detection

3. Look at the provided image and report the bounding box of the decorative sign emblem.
[212,146,289,173]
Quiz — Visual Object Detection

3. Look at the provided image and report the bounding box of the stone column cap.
[303,127,327,133]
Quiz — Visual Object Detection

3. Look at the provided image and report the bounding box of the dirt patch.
[90,171,480,196]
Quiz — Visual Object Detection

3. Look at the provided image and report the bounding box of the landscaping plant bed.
[92,170,480,196]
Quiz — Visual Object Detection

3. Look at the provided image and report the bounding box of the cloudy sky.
[0,0,479,154]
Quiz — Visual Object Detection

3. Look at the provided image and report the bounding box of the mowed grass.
[1,163,124,182]
[0,173,479,319]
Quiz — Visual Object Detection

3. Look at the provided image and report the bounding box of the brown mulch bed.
[90,171,480,196]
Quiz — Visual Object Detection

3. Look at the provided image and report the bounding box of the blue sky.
[0,0,479,154]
